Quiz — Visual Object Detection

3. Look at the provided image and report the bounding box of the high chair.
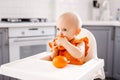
[76,28,105,79]
[0,28,105,80]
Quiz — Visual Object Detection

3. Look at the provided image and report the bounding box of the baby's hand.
[50,46,58,59]
[55,36,68,46]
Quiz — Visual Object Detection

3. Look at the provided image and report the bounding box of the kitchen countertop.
[0,21,120,28]
[0,22,56,28]
[82,21,120,26]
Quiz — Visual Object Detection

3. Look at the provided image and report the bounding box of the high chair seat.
[0,28,105,80]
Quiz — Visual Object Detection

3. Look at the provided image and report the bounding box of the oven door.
[9,36,53,62]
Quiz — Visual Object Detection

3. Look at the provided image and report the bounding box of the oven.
[9,26,55,62]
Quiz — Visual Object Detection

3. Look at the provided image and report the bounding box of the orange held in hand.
[52,56,68,68]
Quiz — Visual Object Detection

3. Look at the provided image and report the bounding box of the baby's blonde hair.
[73,12,82,28]
[57,12,82,28]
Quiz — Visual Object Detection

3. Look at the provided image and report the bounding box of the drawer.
[9,26,55,37]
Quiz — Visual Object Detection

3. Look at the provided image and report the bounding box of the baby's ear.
[75,28,81,35]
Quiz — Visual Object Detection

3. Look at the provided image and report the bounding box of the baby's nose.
[59,31,63,35]
[57,31,64,36]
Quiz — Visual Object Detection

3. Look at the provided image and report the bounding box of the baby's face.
[56,18,78,41]
[56,12,81,41]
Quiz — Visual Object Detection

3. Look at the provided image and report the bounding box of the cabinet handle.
[111,27,115,40]
[3,29,9,47]
[28,28,38,30]
[5,43,9,46]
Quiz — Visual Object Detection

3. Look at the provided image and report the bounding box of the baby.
[49,12,89,65]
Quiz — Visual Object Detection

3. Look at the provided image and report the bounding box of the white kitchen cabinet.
[113,27,120,80]
[83,26,114,78]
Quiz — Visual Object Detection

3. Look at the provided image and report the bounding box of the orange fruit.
[52,56,68,68]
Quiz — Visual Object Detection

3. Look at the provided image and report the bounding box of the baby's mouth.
[56,35,69,41]
[57,35,65,38]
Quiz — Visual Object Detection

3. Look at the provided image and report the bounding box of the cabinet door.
[0,29,3,80]
[83,26,114,77]
[0,29,9,64]
[0,29,9,80]
[1,29,9,64]
[113,28,120,80]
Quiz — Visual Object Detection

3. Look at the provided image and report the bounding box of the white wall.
[0,0,93,22]
[0,0,119,22]
[55,0,92,21]
[54,0,119,21]
[110,0,120,20]
[0,0,55,22]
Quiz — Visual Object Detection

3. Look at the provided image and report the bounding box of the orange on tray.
[52,56,68,68]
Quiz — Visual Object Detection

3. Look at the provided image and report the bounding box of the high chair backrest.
[76,28,98,62]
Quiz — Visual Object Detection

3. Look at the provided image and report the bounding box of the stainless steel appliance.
[9,26,55,62]
[1,18,47,23]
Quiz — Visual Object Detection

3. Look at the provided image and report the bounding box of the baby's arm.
[56,37,85,59]
[48,40,59,60]
[63,41,85,59]
[41,40,59,61]
[75,42,85,60]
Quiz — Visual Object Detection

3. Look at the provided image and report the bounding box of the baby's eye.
[63,28,67,31]
[57,28,60,31]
